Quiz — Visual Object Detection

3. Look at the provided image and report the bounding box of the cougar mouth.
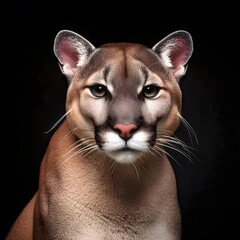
[111,147,141,156]
[95,130,152,164]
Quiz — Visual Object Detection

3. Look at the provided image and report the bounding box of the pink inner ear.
[59,39,79,68]
[169,37,190,69]
[170,48,188,68]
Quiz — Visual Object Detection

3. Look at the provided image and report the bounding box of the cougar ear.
[53,30,95,79]
[152,30,193,80]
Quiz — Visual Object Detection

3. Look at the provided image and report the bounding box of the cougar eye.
[90,84,107,97]
[142,85,161,98]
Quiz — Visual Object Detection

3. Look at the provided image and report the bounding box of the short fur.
[6,30,193,240]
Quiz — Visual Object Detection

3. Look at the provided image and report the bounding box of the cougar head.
[53,30,193,164]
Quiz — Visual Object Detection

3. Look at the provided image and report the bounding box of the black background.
[2,2,239,240]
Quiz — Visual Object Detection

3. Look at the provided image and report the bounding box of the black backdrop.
[2,3,239,240]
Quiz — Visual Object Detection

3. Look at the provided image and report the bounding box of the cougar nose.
[113,123,138,140]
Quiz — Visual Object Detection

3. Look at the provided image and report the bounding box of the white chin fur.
[107,150,142,164]
[102,132,149,164]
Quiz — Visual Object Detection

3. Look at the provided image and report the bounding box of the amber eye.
[142,85,161,98]
[90,84,107,97]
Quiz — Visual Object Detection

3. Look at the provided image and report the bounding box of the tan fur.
[6,30,193,239]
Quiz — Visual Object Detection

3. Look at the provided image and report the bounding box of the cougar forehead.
[80,43,168,86]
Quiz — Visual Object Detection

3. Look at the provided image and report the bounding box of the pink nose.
[113,123,138,139]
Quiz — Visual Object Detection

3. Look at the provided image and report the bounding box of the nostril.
[113,123,138,140]
[130,127,137,134]
[114,127,121,135]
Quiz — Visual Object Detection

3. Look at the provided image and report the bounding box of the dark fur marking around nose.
[113,123,138,140]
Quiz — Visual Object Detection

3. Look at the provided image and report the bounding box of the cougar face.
[54,30,193,164]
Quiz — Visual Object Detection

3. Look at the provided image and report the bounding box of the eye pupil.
[90,84,107,97]
[142,85,160,98]
[95,85,104,93]
[145,86,153,93]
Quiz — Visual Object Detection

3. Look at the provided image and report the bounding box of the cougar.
[6,29,193,240]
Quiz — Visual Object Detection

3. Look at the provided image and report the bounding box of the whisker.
[156,137,196,158]
[156,129,174,136]
[152,145,183,169]
[166,139,199,161]
[157,141,192,162]
[147,148,161,158]
[90,149,104,160]
[59,143,97,166]
[156,121,199,163]
[157,126,198,152]
[178,113,199,145]
[49,139,97,173]
[61,139,82,158]
[48,139,82,174]
[49,148,81,174]
[138,156,145,164]
[59,139,95,162]
[132,163,140,180]
[70,128,95,136]
[65,127,79,138]
[81,146,99,159]
[91,151,111,175]
[138,157,147,171]
[77,129,95,132]
[44,109,72,134]
[161,135,191,148]
[110,161,118,175]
